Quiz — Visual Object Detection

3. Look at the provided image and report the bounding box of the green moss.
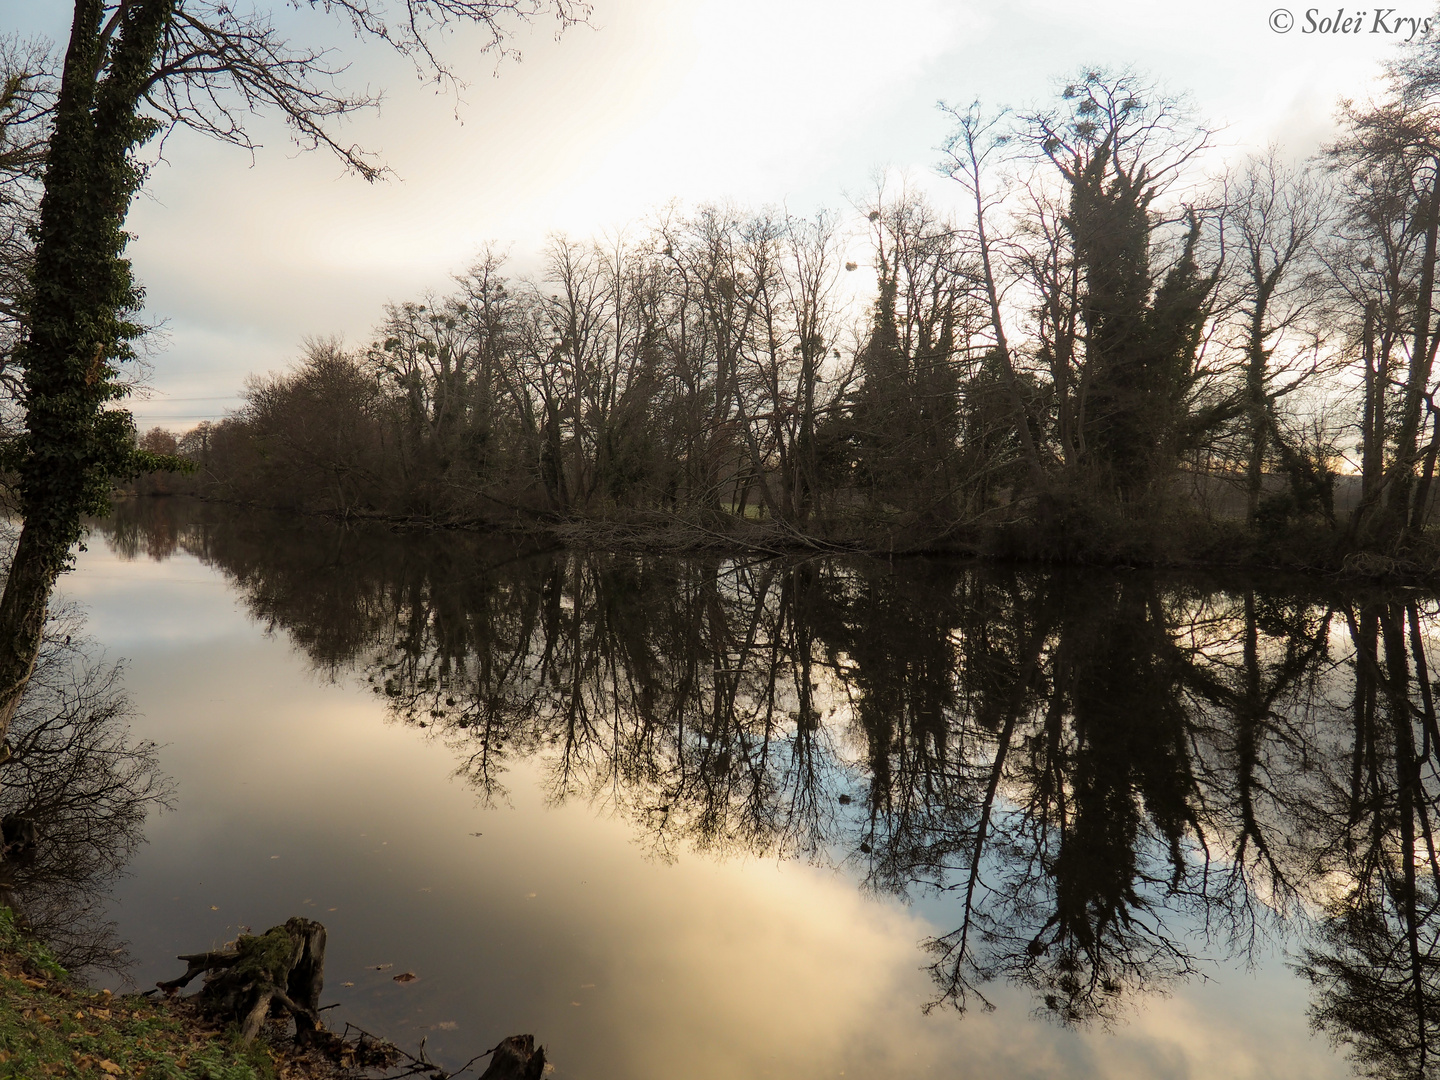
[230,928,294,987]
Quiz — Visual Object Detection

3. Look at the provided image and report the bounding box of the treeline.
[151,58,1440,564]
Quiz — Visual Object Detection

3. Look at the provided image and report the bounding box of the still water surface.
[34,498,1435,1078]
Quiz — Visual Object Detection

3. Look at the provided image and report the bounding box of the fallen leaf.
[369,963,392,971]
[209,905,218,911]
[99,1060,124,1075]
[341,981,354,987]
[392,971,418,983]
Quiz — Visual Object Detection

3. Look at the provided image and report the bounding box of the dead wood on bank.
[159,917,546,1077]
[158,916,328,1043]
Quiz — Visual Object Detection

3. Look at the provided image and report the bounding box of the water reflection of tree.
[1296,598,1440,1080]
[0,604,172,975]
[854,573,1217,1023]
[379,553,853,864]
[99,499,1440,1070]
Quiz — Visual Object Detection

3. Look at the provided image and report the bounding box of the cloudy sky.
[10,0,1419,429]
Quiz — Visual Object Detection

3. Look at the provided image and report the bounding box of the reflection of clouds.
[1113,972,1332,1080]
[59,547,242,648]
[81,503,1389,1077]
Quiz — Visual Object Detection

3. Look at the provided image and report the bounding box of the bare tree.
[1328,87,1440,545]
[0,38,56,438]
[1221,148,1331,524]
[941,102,1043,483]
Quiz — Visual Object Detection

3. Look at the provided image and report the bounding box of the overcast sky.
[9,1,1420,429]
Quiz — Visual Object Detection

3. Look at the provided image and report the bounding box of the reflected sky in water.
[49,501,1377,1079]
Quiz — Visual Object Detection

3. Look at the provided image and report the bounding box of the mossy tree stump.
[161,917,548,1073]
[158,917,326,1043]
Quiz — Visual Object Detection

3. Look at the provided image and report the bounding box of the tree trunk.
[1244,277,1278,526]
[1380,170,1440,545]
[0,521,65,758]
[0,0,172,758]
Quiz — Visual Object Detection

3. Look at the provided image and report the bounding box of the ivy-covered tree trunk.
[0,0,167,751]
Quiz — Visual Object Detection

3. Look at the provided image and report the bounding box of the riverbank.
[0,907,345,1080]
[133,493,1440,584]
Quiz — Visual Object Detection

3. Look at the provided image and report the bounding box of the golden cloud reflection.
[76,500,1417,1078]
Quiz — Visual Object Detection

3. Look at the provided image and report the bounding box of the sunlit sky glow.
[8,0,1417,428]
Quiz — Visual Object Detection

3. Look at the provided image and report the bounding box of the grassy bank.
[0,908,334,1080]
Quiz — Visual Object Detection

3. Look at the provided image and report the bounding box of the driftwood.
[159,916,326,1043]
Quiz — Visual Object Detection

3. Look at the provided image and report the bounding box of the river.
[21,497,1426,1078]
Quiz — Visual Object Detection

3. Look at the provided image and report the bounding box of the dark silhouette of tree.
[1217,152,1332,527]
[1023,70,1224,510]
[846,190,968,531]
